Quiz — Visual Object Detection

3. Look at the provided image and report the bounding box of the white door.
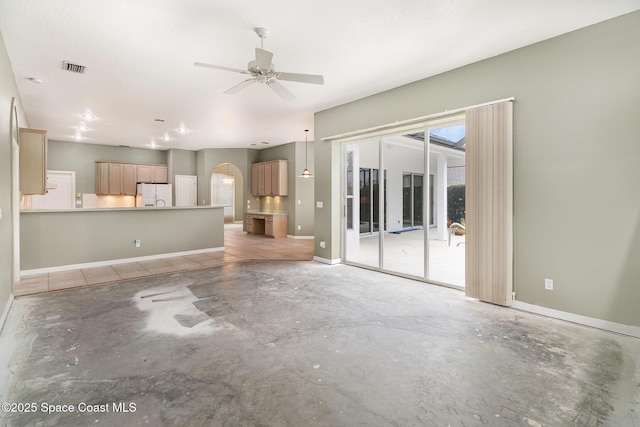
[30,171,75,209]
[175,175,197,206]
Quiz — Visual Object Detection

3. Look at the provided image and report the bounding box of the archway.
[211,163,243,223]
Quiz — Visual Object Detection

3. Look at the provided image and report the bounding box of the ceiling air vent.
[62,61,86,74]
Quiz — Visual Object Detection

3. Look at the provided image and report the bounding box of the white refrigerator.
[136,183,173,207]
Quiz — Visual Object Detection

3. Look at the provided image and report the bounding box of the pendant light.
[299,129,313,179]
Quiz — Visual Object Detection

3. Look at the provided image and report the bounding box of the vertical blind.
[465,101,514,306]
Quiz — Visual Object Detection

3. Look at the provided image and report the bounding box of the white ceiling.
[1,1,638,151]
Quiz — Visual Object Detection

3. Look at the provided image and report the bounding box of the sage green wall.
[0,29,21,317]
[48,140,167,194]
[293,141,314,237]
[21,207,224,270]
[314,11,640,327]
[167,148,197,180]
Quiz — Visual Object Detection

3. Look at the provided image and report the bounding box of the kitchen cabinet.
[251,160,287,196]
[96,162,166,195]
[96,162,123,195]
[19,128,48,195]
[137,164,168,183]
[122,164,137,195]
[246,213,287,238]
[251,164,260,197]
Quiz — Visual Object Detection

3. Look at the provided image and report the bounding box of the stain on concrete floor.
[1,261,639,426]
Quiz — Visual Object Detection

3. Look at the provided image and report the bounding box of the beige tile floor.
[14,224,314,297]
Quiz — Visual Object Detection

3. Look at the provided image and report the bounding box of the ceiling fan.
[195,27,324,100]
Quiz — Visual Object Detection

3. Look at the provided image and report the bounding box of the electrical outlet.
[545,278,553,290]
[319,241,326,248]
[135,239,141,248]
[297,225,301,230]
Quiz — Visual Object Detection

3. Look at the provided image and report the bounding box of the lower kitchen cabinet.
[246,213,287,238]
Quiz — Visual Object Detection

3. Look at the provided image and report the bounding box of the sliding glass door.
[403,173,424,229]
[344,139,380,269]
[426,124,466,287]
[343,120,466,288]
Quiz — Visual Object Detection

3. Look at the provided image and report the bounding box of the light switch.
[316,201,323,208]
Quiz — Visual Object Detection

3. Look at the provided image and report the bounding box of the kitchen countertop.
[21,205,225,213]
[246,211,288,216]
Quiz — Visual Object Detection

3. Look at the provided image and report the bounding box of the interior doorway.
[175,175,197,207]
[211,163,243,224]
[28,171,76,210]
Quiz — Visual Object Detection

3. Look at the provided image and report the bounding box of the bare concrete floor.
[1,261,639,426]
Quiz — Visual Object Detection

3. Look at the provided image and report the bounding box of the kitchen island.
[20,206,224,274]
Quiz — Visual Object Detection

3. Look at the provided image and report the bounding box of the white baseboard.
[287,235,315,240]
[313,256,342,265]
[0,293,14,333]
[21,247,225,277]
[513,301,640,339]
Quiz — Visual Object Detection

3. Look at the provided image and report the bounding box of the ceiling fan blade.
[267,81,295,100]
[255,48,273,71]
[277,72,324,85]
[224,79,256,94]
[194,62,248,74]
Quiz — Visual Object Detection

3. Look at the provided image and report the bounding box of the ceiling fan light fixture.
[299,129,313,179]
[195,28,324,100]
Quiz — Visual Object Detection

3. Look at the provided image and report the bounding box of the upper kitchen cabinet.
[137,164,168,184]
[122,164,137,195]
[97,162,168,195]
[19,128,48,195]
[251,160,287,196]
[96,162,124,195]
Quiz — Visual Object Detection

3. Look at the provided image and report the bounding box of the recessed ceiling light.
[162,133,171,142]
[74,133,83,141]
[77,122,89,131]
[176,127,188,134]
[261,141,270,145]
[154,118,164,123]
[81,111,95,120]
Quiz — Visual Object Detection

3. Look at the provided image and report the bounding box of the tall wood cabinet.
[251,160,287,196]
[19,128,48,195]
